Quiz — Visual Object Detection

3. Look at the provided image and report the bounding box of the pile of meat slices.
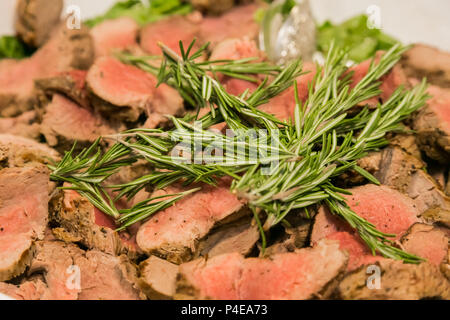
[0,0,449,300]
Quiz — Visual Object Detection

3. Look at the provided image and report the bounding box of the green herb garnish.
[85,0,192,27]
[317,14,400,62]
[0,35,33,59]
[49,41,428,263]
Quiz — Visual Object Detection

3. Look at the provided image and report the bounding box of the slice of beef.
[35,70,89,109]
[413,84,450,163]
[196,217,259,258]
[0,134,59,168]
[0,166,49,281]
[349,53,408,107]
[139,255,179,300]
[140,15,200,56]
[210,38,263,62]
[312,184,419,241]
[388,130,422,160]
[402,44,450,88]
[136,180,246,264]
[337,259,450,300]
[349,129,422,185]
[422,208,450,229]
[50,189,138,258]
[23,241,143,300]
[87,56,183,124]
[355,146,450,215]
[0,23,94,117]
[407,170,450,215]
[342,131,421,188]
[311,184,420,271]
[258,62,316,121]
[176,239,347,300]
[0,279,48,300]
[15,0,63,47]
[199,4,260,47]
[76,249,143,300]
[209,38,264,97]
[90,17,139,57]
[0,110,40,140]
[400,223,448,266]
[40,94,120,152]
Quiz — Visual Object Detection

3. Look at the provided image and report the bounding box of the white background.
[0,0,449,50]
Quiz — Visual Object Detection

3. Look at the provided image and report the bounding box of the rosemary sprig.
[150,40,427,262]
[117,42,283,109]
[48,139,134,184]
[48,140,136,219]
[49,40,429,263]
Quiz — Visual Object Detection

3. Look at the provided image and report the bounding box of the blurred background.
[0,0,449,51]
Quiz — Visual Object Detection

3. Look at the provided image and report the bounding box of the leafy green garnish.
[84,0,192,27]
[0,35,32,59]
[281,0,296,16]
[317,14,400,63]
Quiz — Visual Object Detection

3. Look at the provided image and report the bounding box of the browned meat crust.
[15,0,63,47]
[337,259,450,300]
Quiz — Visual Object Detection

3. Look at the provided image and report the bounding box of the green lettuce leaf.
[0,35,31,59]
[85,0,192,27]
[317,14,400,62]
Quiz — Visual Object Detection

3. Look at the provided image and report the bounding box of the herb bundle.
[49,40,429,263]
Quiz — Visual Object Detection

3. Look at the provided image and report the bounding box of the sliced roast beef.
[0,166,49,281]
[413,84,450,163]
[140,15,200,56]
[210,38,264,97]
[210,38,263,62]
[35,70,89,109]
[0,279,48,300]
[311,184,420,270]
[90,17,139,57]
[400,223,448,266]
[0,23,94,117]
[76,249,143,300]
[139,255,179,300]
[196,217,259,258]
[176,239,347,300]
[337,259,450,300]
[22,241,143,300]
[0,134,59,168]
[50,189,137,257]
[41,94,120,152]
[422,208,450,230]
[258,62,316,121]
[136,180,246,264]
[402,44,450,88]
[348,53,408,107]
[15,0,63,47]
[199,4,260,46]
[87,56,183,124]
[0,111,40,140]
[357,146,450,215]
[387,130,422,160]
